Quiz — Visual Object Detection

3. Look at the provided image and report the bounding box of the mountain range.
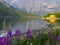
[4,0,60,15]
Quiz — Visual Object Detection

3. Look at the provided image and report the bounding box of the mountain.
[4,0,60,16]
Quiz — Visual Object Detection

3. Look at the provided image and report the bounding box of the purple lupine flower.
[4,37,10,45]
[48,31,51,37]
[15,29,21,36]
[57,33,60,42]
[0,37,5,45]
[0,37,10,45]
[15,29,21,40]
[7,29,12,38]
[0,37,3,45]
[27,29,32,40]
[48,31,54,40]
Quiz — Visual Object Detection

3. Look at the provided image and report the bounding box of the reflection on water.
[0,19,49,37]
[12,19,48,33]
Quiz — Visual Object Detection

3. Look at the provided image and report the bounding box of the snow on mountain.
[4,0,60,15]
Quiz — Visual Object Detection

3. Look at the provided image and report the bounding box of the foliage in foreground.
[0,29,60,45]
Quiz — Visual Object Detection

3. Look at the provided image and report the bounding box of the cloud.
[47,5,53,8]
[46,2,58,9]
[11,0,17,3]
[42,2,47,6]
